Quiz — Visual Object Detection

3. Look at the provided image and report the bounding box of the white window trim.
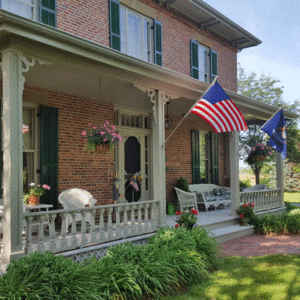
[198,44,210,83]
[120,5,154,63]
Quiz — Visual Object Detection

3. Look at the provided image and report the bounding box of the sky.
[204,0,300,105]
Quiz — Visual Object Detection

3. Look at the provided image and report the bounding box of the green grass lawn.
[162,254,300,300]
[284,192,300,203]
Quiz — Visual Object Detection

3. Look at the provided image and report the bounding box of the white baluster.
[37,215,46,252]
[123,205,128,237]
[90,209,97,244]
[131,205,136,234]
[99,208,105,240]
[145,203,150,232]
[25,215,34,254]
[116,207,121,238]
[107,208,113,239]
[70,211,78,247]
[60,212,68,250]
[49,213,57,252]
[81,211,88,246]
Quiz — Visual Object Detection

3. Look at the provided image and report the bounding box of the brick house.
[0,0,297,264]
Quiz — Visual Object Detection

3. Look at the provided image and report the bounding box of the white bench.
[189,184,231,211]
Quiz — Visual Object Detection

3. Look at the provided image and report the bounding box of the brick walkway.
[220,234,300,257]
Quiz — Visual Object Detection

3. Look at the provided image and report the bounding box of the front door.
[117,128,151,202]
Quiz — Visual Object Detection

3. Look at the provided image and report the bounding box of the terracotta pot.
[95,144,111,153]
[28,195,40,206]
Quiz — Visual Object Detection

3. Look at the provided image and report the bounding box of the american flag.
[130,180,139,192]
[190,80,247,133]
[22,124,29,134]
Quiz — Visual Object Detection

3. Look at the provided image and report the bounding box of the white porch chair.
[58,188,97,232]
[174,187,198,212]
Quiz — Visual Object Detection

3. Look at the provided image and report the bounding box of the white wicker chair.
[58,188,97,232]
[174,187,198,212]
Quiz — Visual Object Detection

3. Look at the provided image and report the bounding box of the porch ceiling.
[0,10,297,122]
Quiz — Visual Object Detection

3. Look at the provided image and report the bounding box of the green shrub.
[174,177,190,192]
[0,227,220,300]
[239,178,251,188]
[253,212,300,235]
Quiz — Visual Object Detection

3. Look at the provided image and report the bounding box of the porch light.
[165,101,173,129]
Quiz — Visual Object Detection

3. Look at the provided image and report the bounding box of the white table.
[25,204,53,231]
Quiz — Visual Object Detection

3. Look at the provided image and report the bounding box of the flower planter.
[252,155,266,162]
[239,217,250,226]
[28,195,40,206]
[95,144,110,154]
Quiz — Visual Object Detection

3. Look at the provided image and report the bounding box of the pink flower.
[42,184,50,190]
[90,134,93,136]
[93,126,96,129]
[82,131,87,136]
[88,123,92,126]
[269,152,272,155]
[111,125,116,130]
[243,204,247,208]
[103,138,108,142]
[84,139,87,142]
[252,147,256,151]
[261,147,265,150]
[100,131,105,136]
[106,121,109,125]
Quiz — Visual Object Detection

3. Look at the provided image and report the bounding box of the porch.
[0,187,285,262]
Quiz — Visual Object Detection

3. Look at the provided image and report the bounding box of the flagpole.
[163,77,218,147]
[239,104,286,152]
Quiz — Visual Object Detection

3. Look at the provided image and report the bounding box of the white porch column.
[229,131,240,215]
[1,50,34,264]
[276,151,284,207]
[151,90,167,227]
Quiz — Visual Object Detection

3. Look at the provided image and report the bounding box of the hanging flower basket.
[28,195,40,206]
[95,144,111,154]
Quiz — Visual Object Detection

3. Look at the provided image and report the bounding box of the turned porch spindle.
[107,207,113,238]
[70,211,78,247]
[81,211,88,246]
[60,212,68,250]
[49,213,57,252]
[25,215,34,254]
[37,215,47,252]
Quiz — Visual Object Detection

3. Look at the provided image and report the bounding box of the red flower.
[175,224,179,228]
[250,203,255,208]
[175,211,182,215]
[243,204,247,208]
[191,209,199,215]
[240,214,244,219]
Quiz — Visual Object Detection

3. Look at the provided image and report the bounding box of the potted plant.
[175,209,198,230]
[236,203,255,226]
[23,183,51,206]
[245,143,272,165]
[82,121,122,153]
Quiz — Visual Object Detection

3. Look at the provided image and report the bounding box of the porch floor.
[166,207,235,228]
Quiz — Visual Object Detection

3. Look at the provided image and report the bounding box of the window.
[0,0,56,27]
[114,110,151,130]
[120,7,152,62]
[109,0,162,66]
[190,39,218,83]
[191,130,219,184]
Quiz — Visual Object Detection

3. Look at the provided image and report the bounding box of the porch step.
[207,225,254,243]
[201,217,238,232]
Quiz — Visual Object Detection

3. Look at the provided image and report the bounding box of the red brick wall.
[56,0,238,92]
[23,86,115,206]
[165,114,229,204]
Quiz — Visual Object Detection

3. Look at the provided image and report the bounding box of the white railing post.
[60,212,68,250]
[49,213,57,252]
[107,208,113,239]
[81,211,88,246]
[276,152,284,207]
[24,215,34,254]
[37,215,46,253]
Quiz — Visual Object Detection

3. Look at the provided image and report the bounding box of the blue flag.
[261,110,287,160]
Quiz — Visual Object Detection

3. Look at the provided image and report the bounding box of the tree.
[238,64,300,183]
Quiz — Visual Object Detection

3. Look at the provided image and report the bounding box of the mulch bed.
[220,233,300,257]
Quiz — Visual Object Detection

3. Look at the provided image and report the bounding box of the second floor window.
[0,0,56,27]
[190,39,218,83]
[109,0,162,66]
[120,7,152,62]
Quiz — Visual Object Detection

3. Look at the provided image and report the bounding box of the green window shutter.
[109,0,121,51]
[190,39,199,79]
[191,130,200,184]
[210,49,218,82]
[211,133,219,185]
[154,20,163,66]
[40,0,56,27]
[40,105,59,209]
[0,100,2,198]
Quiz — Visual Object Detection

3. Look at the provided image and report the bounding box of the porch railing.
[23,200,159,255]
[240,188,282,212]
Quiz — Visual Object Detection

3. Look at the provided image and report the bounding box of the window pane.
[127,13,141,59]
[23,152,34,193]
[23,107,34,150]
[198,46,207,82]
[2,0,33,19]
[143,20,151,62]
[120,8,126,53]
